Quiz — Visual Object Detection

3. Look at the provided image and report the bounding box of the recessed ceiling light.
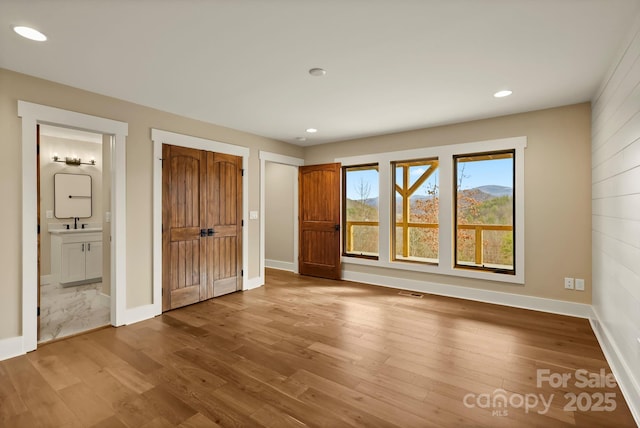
[13,26,47,42]
[494,90,513,98]
[309,68,326,77]
[305,128,318,133]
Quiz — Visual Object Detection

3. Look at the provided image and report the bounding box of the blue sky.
[346,158,513,199]
[457,158,513,190]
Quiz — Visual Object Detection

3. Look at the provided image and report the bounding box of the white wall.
[265,162,296,271]
[591,14,640,421]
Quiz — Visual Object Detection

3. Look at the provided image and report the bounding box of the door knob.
[207,228,215,236]
[334,224,340,231]
[200,229,207,237]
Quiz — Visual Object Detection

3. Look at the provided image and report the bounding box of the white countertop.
[49,228,102,235]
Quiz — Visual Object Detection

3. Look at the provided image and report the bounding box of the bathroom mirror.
[54,173,92,218]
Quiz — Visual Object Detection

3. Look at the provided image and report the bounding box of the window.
[392,158,439,263]
[336,136,525,284]
[454,150,515,273]
[343,164,379,258]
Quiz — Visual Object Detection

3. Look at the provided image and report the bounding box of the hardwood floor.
[0,269,635,427]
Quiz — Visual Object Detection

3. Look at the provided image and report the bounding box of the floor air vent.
[398,291,424,298]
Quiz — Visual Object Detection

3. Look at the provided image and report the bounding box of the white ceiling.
[2,1,639,146]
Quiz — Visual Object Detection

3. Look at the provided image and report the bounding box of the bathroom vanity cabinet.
[50,230,102,285]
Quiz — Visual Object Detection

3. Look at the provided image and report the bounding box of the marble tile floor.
[39,280,110,343]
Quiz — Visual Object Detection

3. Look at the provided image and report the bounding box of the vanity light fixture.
[53,154,96,166]
[13,26,47,42]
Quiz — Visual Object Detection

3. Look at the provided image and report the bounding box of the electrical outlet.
[575,278,585,291]
[564,277,574,290]
[105,211,111,223]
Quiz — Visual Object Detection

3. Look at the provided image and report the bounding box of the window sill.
[341,255,524,285]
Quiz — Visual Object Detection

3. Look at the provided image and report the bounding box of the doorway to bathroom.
[37,124,111,343]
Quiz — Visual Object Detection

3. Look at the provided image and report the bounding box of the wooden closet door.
[205,152,243,298]
[162,145,207,311]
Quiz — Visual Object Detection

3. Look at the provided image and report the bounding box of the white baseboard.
[590,309,640,426]
[121,276,265,327]
[124,304,160,326]
[265,259,295,272]
[0,336,24,361]
[244,276,264,291]
[343,270,595,319]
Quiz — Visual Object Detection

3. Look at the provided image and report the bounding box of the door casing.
[259,151,304,281]
[19,101,128,353]
[152,129,250,314]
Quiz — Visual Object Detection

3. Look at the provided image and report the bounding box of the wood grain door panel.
[163,145,207,311]
[207,152,242,298]
[163,145,242,311]
[299,163,341,279]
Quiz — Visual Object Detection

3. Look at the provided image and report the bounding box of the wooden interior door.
[298,163,342,279]
[163,145,243,311]
[162,145,207,311]
[206,152,243,297]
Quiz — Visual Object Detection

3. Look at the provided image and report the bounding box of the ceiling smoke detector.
[309,68,326,77]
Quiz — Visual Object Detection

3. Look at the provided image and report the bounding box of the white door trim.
[151,129,250,312]
[18,101,128,353]
[259,151,304,282]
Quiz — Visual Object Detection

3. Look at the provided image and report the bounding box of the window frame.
[453,149,516,275]
[336,136,526,285]
[342,163,380,260]
[391,157,440,265]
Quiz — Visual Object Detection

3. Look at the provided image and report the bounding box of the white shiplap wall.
[591,13,640,422]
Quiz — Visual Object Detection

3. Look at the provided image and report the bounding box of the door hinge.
[241,220,244,227]
[37,306,40,316]
[37,224,40,234]
[241,269,244,277]
[241,169,244,177]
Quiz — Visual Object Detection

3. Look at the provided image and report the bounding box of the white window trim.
[336,136,526,284]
